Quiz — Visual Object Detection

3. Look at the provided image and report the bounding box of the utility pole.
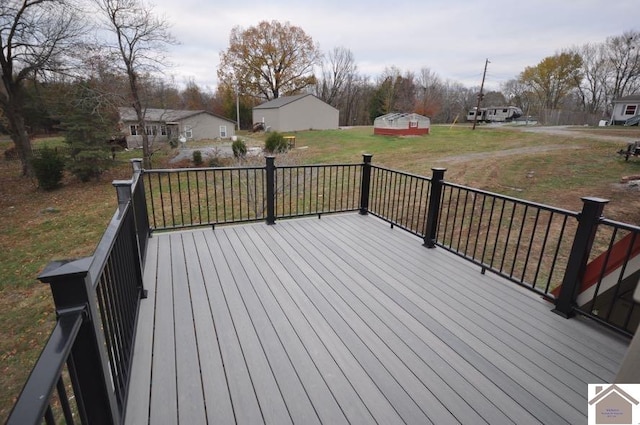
[236,85,241,132]
[472,58,490,130]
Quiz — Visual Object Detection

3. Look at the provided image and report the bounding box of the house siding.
[180,113,235,140]
[121,110,235,148]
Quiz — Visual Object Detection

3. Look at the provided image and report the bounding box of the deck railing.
[144,157,364,230]
[434,181,579,298]
[368,165,432,237]
[9,154,640,424]
[7,161,147,425]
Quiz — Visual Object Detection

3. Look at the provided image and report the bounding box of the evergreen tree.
[63,81,118,182]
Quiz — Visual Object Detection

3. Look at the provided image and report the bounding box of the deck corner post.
[266,156,276,225]
[553,197,609,318]
[131,158,143,172]
[38,259,120,425]
[423,168,447,248]
[359,154,373,215]
[113,180,133,215]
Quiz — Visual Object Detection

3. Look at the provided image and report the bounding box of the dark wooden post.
[553,197,609,318]
[265,156,276,225]
[38,259,120,425]
[359,154,373,215]
[423,168,447,248]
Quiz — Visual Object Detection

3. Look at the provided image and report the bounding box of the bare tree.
[572,43,608,114]
[0,0,84,175]
[95,0,176,168]
[602,31,640,107]
[415,67,443,118]
[316,46,358,106]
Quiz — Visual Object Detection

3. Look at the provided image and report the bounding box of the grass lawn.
[1,125,640,420]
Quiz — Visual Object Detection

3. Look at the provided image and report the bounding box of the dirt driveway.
[436,125,634,164]
[517,125,635,142]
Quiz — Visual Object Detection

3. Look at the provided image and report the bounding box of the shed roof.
[118,107,235,123]
[254,94,337,111]
[375,112,430,121]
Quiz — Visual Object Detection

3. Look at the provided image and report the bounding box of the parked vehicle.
[624,114,640,126]
[466,106,523,123]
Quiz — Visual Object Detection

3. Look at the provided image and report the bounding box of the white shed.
[373,113,430,136]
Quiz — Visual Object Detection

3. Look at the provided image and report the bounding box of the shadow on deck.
[126,213,628,424]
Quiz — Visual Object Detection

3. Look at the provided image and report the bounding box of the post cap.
[38,257,93,282]
[112,179,133,188]
[580,197,609,204]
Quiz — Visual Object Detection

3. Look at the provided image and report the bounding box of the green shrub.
[192,150,203,166]
[208,156,224,167]
[264,132,288,153]
[67,149,112,182]
[31,146,66,190]
[232,139,247,158]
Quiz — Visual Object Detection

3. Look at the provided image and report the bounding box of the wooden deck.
[124,213,629,425]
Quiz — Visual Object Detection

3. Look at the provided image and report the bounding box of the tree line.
[2,1,639,176]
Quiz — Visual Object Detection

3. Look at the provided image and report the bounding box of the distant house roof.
[254,94,336,110]
[118,107,235,123]
[613,94,640,103]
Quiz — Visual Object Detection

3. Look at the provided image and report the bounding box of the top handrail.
[442,180,580,217]
[371,164,434,181]
[6,310,84,425]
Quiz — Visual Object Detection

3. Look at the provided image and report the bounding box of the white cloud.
[150,0,640,91]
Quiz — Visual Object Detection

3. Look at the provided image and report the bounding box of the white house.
[119,107,236,148]
[610,95,640,125]
[252,94,339,132]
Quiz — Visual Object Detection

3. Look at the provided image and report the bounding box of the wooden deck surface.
[125,213,629,424]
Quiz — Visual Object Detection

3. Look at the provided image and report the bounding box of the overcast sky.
[150,0,639,92]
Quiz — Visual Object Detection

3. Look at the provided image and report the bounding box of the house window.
[161,125,167,136]
[184,127,193,139]
[624,105,637,115]
[220,125,227,138]
[130,125,138,136]
[145,125,159,136]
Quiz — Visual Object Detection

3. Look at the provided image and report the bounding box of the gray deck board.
[123,235,157,424]
[184,233,235,424]
[294,217,579,423]
[126,213,629,425]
